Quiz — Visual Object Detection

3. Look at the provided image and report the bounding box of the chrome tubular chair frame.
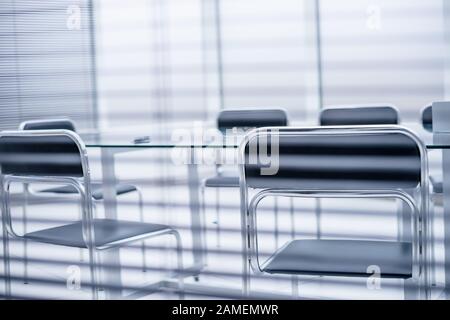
[0,130,184,300]
[248,190,420,275]
[420,104,438,286]
[239,125,430,300]
[201,108,289,261]
[18,119,148,278]
[21,181,146,271]
[2,174,100,299]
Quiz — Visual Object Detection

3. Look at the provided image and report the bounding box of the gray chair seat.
[204,175,240,188]
[40,183,138,200]
[24,219,170,248]
[262,239,412,279]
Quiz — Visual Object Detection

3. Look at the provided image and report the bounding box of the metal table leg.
[100,148,122,299]
[187,148,205,273]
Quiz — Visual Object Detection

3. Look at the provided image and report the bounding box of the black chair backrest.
[320,106,399,126]
[0,132,84,177]
[243,128,421,190]
[217,108,288,133]
[422,105,432,132]
[21,119,77,132]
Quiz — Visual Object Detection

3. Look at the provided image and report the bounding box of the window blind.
[96,0,319,127]
[0,0,97,131]
[320,0,446,120]
[95,0,209,128]
[220,0,319,121]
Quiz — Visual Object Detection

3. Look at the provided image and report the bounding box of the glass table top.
[81,131,241,148]
[81,123,241,148]
[80,123,450,149]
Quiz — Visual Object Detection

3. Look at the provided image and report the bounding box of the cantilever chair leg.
[428,193,439,287]
[87,246,100,300]
[215,189,221,248]
[2,223,12,299]
[199,181,215,271]
[22,184,29,284]
[170,229,185,299]
[95,251,104,293]
[78,203,85,262]
[200,184,208,269]
[274,198,279,248]
[135,187,148,272]
[239,183,250,298]
[289,198,299,298]
[242,246,250,297]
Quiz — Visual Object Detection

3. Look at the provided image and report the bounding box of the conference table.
[82,123,239,299]
[81,123,450,299]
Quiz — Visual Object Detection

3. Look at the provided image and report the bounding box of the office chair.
[20,119,144,203]
[0,130,184,300]
[240,126,430,300]
[320,105,438,287]
[201,108,288,256]
[18,119,148,286]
